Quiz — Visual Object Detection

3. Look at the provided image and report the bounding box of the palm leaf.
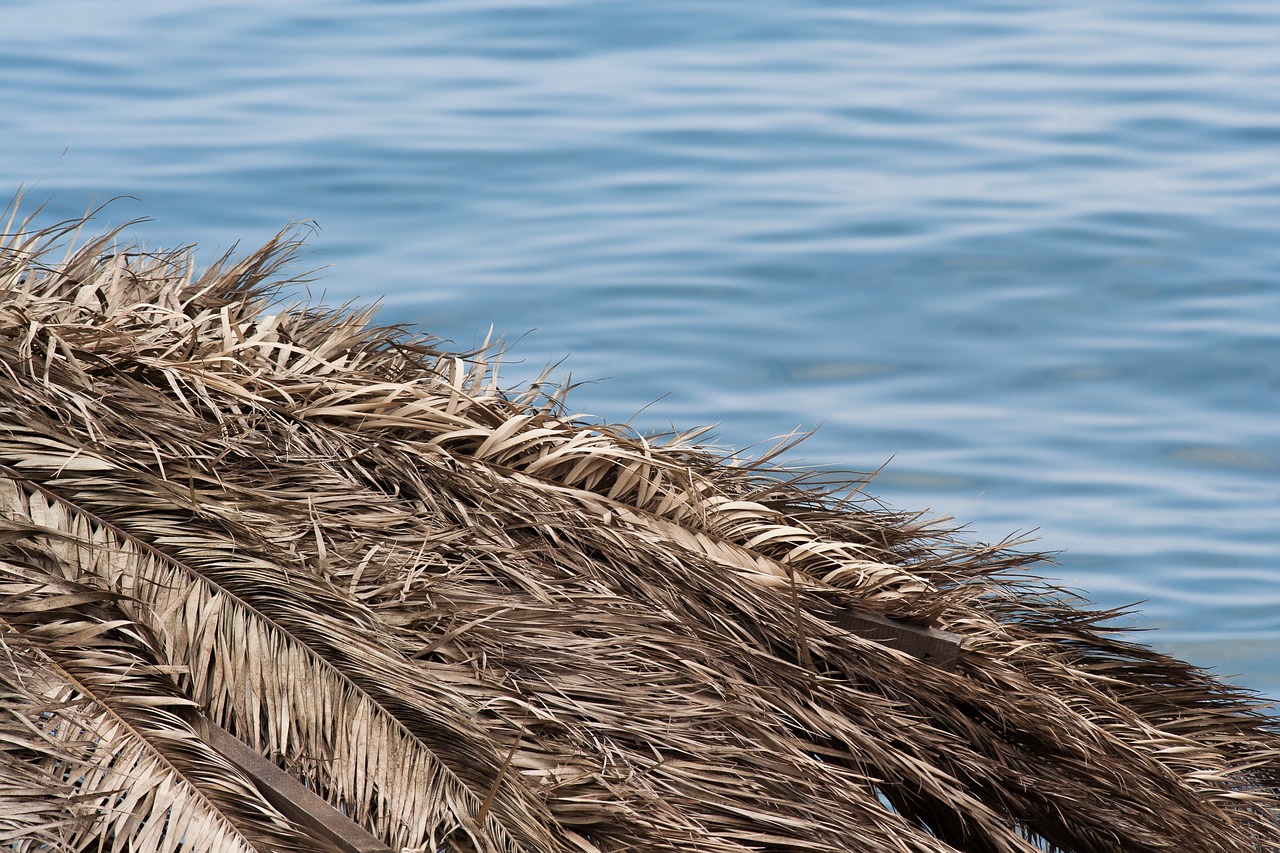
[0,541,317,852]
[0,465,553,853]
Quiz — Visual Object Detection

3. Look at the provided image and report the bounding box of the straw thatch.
[1,204,1278,853]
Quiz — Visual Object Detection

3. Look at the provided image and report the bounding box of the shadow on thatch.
[1,204,1278,852]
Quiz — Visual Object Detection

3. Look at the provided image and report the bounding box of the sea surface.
[3,0,1278,696]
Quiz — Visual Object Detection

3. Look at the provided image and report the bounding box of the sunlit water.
[3,0,1277,696]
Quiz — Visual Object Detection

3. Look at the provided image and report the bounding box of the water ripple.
[3,0,1277,694]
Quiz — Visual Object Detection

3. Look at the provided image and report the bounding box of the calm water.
[3,1,1278,696]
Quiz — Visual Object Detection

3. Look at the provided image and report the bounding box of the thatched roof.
[1,207,1278,853]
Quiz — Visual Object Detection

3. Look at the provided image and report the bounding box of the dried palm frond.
[0,527,319,853]
[1,204,1278,853]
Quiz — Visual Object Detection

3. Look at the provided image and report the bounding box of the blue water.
[3,1,1278,696]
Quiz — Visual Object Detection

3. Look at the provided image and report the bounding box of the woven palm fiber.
[2,207,1278,852]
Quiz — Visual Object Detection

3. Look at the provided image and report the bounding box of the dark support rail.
[832,608,963,671]
[206,723,393,853]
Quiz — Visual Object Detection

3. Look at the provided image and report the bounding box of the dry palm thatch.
[1,203,1278,853]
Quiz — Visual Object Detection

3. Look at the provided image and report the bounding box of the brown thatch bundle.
[1,207,1278,853]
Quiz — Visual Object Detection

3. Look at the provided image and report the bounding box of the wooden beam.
[832,608,963,671]
[205,723,394,853]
